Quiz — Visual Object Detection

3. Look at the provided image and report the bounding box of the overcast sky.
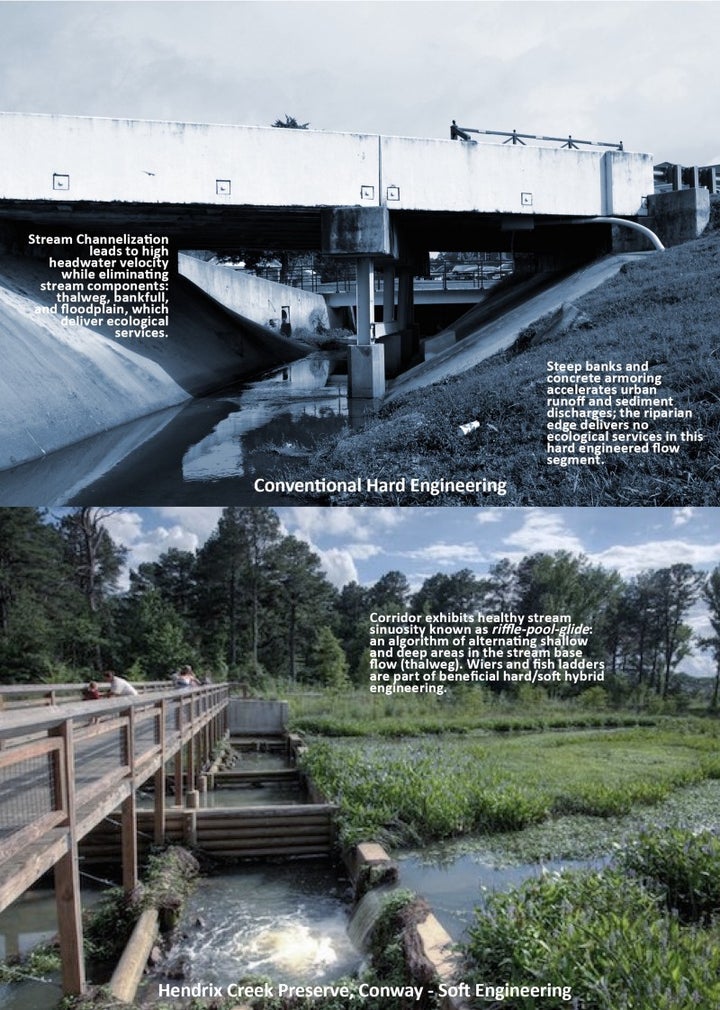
[2,1,718,164]
[96,505,720,676]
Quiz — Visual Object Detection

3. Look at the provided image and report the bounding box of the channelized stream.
[0,351,371,506]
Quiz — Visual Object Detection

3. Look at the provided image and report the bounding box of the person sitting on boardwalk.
[82,681,100,701]
[103,670,139,696]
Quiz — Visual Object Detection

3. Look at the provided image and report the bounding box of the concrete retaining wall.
[0,253,280,471]
[227,698,288,735]
[646,187,711,246]
[178,253,332,335]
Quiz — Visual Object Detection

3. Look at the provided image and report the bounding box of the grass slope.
[309,227,720,506]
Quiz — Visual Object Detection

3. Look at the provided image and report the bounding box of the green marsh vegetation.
[300,724,720,851]
[286,684,660,737]
[303,225,720,506]
[462,852,720,1009]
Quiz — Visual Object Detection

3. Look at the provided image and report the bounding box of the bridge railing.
[450,122,624,150]
[0,679,199,709]
[0,685,227,913]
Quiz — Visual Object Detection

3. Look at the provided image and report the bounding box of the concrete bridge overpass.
[0,112,655,395]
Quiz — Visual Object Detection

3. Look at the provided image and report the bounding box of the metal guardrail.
[450,121,624,150]
[653,163,719,194]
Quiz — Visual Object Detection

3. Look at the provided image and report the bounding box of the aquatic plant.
[0,943,61,985]
[463,868,720,1009]
[619,826,720,923]
[301,729,720,849]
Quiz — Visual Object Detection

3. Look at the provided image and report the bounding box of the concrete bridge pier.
[323,206,399,399]
[349,255,385,398]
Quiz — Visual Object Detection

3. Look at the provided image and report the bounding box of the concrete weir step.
[229,735,287,753]
[213,768,300,784]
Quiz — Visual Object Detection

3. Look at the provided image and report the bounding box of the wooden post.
[154,699,166,844]
[52,718,86,995]
[174,697,184,806]
[186,699,196,791]
[121,707,138,894]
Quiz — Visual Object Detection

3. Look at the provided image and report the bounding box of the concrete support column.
[397,266,414,329]
[397,264,416,363]
[355,256,375,345]
[349,255,384,398]
[348,344,385,398]
[382,264,395,322]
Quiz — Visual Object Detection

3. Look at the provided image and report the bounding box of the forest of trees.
[1,507,719,708]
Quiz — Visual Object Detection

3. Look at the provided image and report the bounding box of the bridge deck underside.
[0,201,614,255]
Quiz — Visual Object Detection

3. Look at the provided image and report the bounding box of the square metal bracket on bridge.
[386,185,400,202]
[53,173,70,191]
[216,179,232,196]
[521,191,533,207]
[360,185,375,200]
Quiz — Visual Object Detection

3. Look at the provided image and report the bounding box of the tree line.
[1,507,719,707]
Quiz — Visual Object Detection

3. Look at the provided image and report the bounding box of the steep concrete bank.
[386,253,654,401]
[0,254,291,471]
[179,252,341,336]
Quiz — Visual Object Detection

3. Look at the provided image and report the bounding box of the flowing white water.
[149,862,362,989]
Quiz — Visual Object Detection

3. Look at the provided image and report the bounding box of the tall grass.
[284,686,658,737]
[619,826,720,923]
[297,230,720,506]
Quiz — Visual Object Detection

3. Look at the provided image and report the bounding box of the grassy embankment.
[463,829,720,1009]
[304,226,720,505]
[299,718,720,1008]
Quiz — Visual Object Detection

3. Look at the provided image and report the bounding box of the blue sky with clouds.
[2,1,719,164]
[98,505,720,678]
[101,505,720,590]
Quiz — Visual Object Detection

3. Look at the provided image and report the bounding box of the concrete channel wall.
[178,253,336,335]
[227,698,289,735]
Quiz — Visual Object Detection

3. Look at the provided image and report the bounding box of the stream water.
[0,884,105,1010]
[0,351,368,506]
[0,835,601,1010]
[143,861,362,999]
[396,850,599,941]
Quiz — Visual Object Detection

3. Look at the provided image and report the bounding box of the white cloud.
[280,506,405,542]
[672,507,696,527]
[503,509,585,555]
[475,509,503,525]
[100,508,217,588]
[345,542,384,561]
[315,547,358,589]
[590,540,720,578]
[399,542,490,566]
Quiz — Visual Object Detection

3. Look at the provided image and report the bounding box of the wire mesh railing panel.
[0,751,58,841]
[74,725,125,788]
[134,713,159,759]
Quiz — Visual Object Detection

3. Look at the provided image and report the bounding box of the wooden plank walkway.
[0,684,228,995]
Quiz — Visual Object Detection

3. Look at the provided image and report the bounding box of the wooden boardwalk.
[0,684,227,994]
